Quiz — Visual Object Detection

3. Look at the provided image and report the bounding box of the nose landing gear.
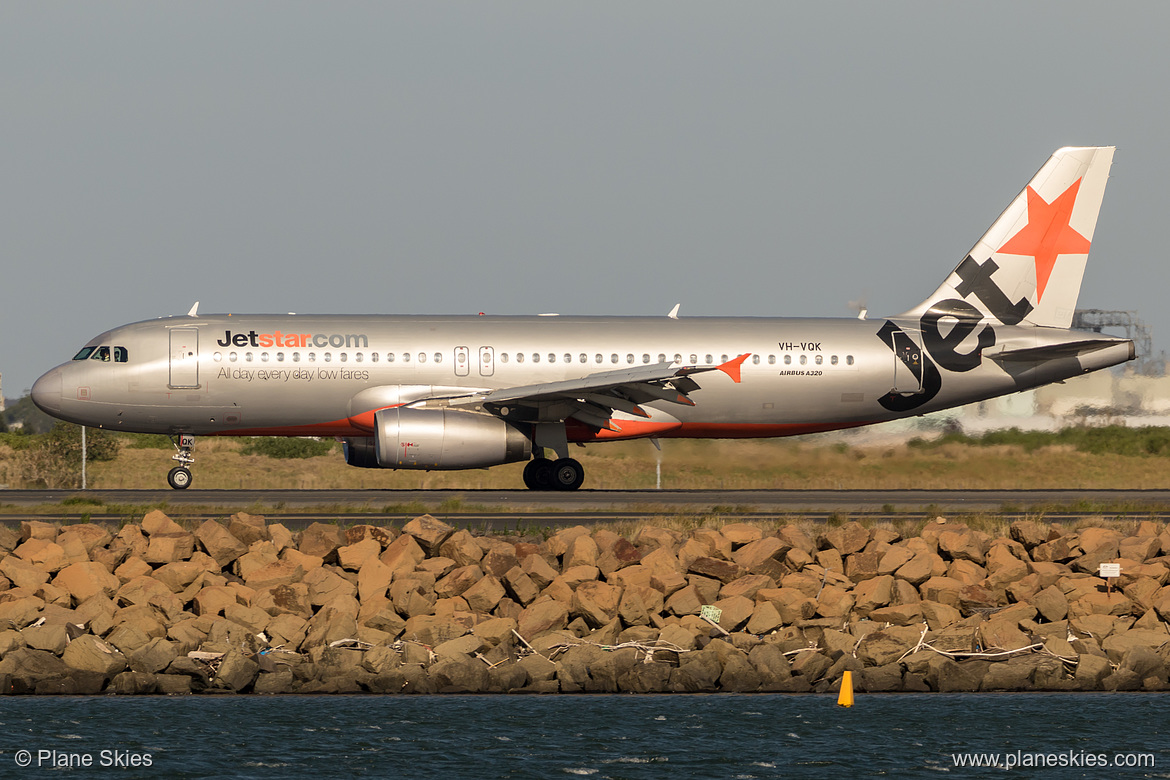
[168,433,195,490]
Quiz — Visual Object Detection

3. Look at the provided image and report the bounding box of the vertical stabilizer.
[903,146,1114,328]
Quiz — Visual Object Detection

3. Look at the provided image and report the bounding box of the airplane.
[31,146,1133,491]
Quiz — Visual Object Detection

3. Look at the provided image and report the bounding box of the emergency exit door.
[169,328,200,389]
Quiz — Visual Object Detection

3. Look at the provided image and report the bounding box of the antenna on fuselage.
[187,302,200,317]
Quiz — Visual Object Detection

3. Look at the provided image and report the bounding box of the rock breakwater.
[1,512,1169,695]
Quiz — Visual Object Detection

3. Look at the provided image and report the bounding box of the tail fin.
[903,146,1114,328]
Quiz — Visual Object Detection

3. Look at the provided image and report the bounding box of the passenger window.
[674,354,682,364]
[340,353,347,362]
[580,354,587,364]
[418,353,426,363]
[261,352,270,362]
[277,352,285,362]
[386,353,395,363]
[403,353,411,363]
[308,353,316,362]
[354,353,362,362]
[293,353,301,362]
[752,355,760,365]
[815,355,823,365]
[73,346,97,360]
[784,355,792,365]
[705,355,713,364]
[831,355,838,365]
[246,352,254,362]
[799,355,807,365]
[501,353,509,363]
[214,352,223,362]
[564,354,572,364]
[768,355,776,365]
[113,347,129,363]
[323,353,330,363]
[229,352,238,362]
[370,352,378,363]
[720,354,728,363]
[595,354,603,364]
[611,354,618,364]
[517,353,525,363]
[847,355,855,365]
[689,354,697,364]
[548,353,556,363]
[435,353,442,364]
[627,354,634,364]
[657,353,666,363]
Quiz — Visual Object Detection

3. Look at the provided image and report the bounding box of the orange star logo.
[996,178,1091,303]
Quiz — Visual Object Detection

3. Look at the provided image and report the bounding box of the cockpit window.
[79,345,129,363]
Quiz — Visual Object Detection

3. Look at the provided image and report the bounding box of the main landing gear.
[522,457,585,491]
[167,433,195,490]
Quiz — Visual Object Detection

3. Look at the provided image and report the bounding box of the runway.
[4,488,1170,513]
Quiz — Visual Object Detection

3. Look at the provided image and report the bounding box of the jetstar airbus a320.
[32,147,1133,490]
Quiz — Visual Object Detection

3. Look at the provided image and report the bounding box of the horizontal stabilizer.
[984,338,1134,363]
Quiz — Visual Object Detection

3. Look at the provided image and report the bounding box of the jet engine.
[344,407,530,470]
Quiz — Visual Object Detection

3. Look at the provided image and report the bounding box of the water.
[1,694,1168,779]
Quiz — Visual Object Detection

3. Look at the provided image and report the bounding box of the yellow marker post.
[837,671,854,707]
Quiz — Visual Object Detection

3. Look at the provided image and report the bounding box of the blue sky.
[3,2,1167,395]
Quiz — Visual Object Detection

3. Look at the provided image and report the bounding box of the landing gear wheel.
[167,467,192,490]
[551,458,585,491]
[522,458,555,490]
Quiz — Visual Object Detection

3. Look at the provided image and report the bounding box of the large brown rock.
[688,557,744,584]
[62,634,128,676]
[214,649,260,691]
[227,512,269,545]
[13,537,68,573]
[116,576,184,620]
[853,575,895,617]
[379,534,427,575]
[402,515,454,556]
[463,575,506,615]
[563,535,600,569]
[144,532,195,564]
[1,555,50,590]
[336,538,381,572]
[52,561,120,603]
[245,559,305,590]
[731,537,789,579]
[298,522,348,560]
[565,581,617,628]
[517,599,569,640]
[439,530,484,567]
[819,522,870,556]
[195,520,249,567]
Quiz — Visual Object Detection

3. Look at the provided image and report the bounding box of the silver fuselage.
[31,313,1133,443]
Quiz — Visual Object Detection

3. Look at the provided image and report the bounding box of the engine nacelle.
[367,407,531,470]
[342,437,380,469]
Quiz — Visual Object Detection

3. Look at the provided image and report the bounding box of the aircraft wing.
[408,354,749,431]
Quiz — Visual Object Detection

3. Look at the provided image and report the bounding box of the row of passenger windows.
[210,350,855,366]
[73,345,129,363]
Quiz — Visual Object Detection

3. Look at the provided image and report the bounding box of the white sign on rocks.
[1098,562,1122,578]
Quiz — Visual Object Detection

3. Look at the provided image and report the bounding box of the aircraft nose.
[31,367,63,415]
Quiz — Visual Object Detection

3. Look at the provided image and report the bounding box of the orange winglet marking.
[717,353,751,384]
